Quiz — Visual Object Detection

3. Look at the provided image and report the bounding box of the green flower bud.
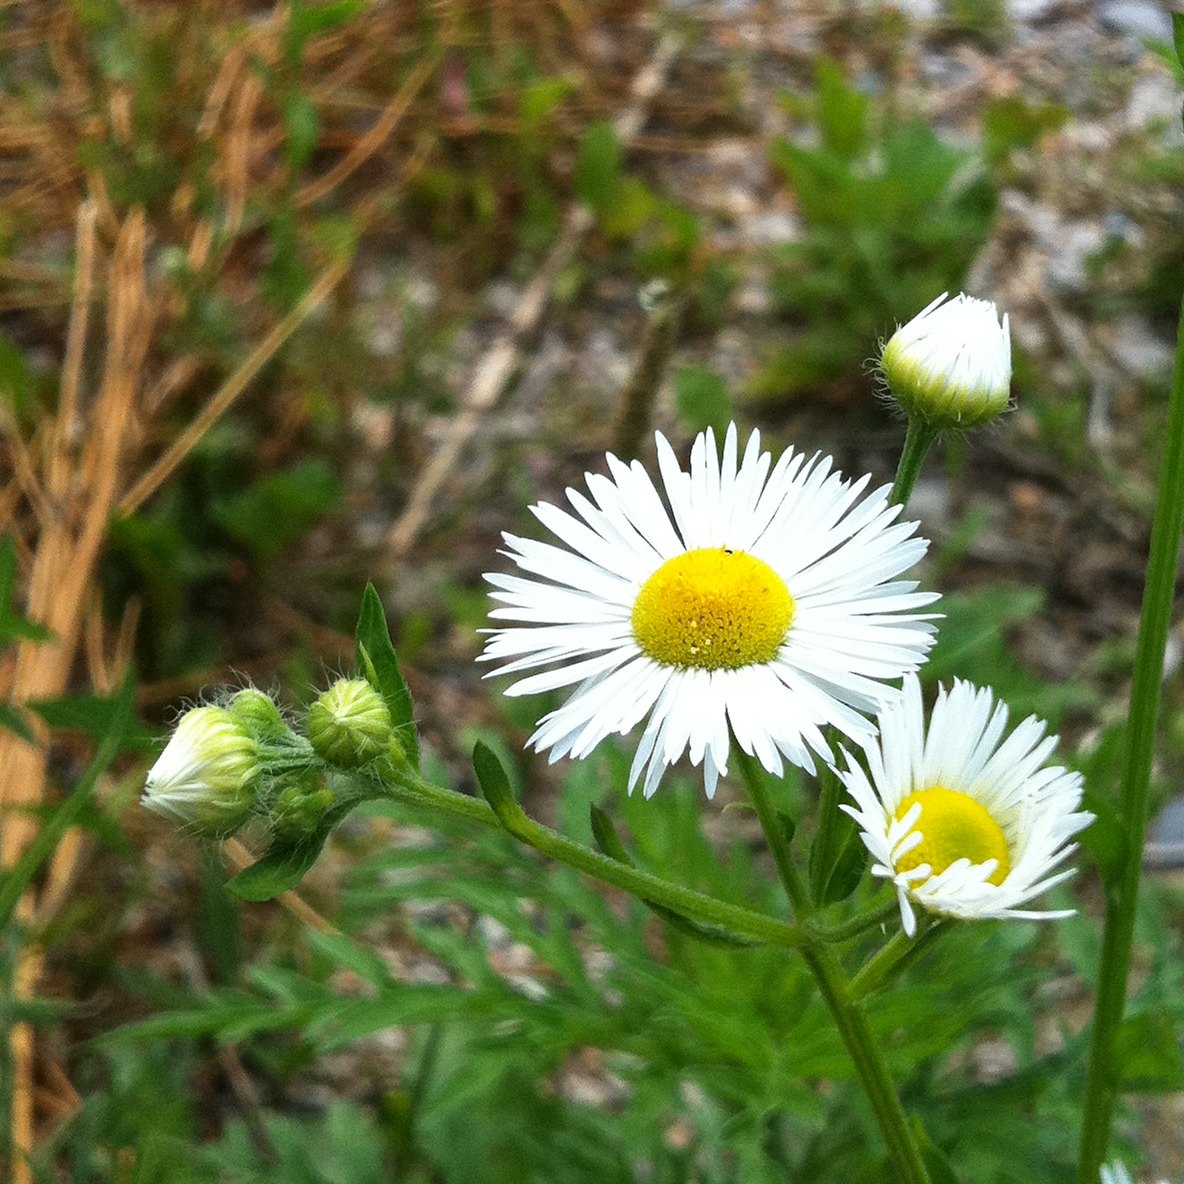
[307,678,392,768]
[227,688,290,743]
[269,771,336,839]
[143,706,260,837]
[881,292,1012,429]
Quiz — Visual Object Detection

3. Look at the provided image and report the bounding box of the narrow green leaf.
[0,676,134,928]
[589,804,632,864]
[224,826,332,902]
[355,583,419,769]
[472,740,524,830]
[1174,12,1184,71]
[29,691,155,752]
[0,703,36,744]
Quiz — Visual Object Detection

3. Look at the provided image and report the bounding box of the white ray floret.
[839,674,1094,936]
[482,423,940,798]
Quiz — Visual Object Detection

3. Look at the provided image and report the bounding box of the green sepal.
[589,805,761,948]
[355,583,419,770]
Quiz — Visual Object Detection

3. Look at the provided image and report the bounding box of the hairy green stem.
[1077,294,1184,1182]
[888,418,940,509]
[735,752,931,1184]
[814,897,902,946]
[383,771,806,950]
[849,918,942,1001]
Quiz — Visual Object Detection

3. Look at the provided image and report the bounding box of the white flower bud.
[142,706,260,837]
[881,292,1012,428]
[307,678,391,768]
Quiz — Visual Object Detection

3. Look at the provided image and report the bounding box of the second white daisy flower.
[839,674,1094,936]
[482,424,939,798]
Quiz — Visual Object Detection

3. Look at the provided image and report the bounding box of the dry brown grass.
[0,1,647,1175]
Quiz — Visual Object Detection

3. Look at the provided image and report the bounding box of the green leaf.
[355,583,419,769]
[1174,12,1184,71]
[0,676,134,928]
[575,121,621,217]
[673,366,732,439]
[910,1118,962,1184]
[224,825,333,902]
[216,459,341,563]
[283,91,320,170]
[0,535,51,646]
[0,703,36,744]
[29,691,155,752]
[472,740,522,826]
[1115,1011,1184,1093]
[1078,791,1127,892]
[810,802,867,907]
[589,804,632,864]
[814,57,869,162]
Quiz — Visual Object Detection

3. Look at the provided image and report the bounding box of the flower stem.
[1077,294,1184,1183]
[888,418,940,509]
[382,770,806,951]
[735,751,931,1184]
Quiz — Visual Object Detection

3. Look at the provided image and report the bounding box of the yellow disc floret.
[893,786,1010,886]
[631,548,794,670]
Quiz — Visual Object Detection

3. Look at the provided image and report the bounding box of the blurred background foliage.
[2,0,1184,1181]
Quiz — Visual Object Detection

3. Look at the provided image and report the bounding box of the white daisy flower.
[881,291,1012,428]
[482,424,940,798]
[839,674,1094,936]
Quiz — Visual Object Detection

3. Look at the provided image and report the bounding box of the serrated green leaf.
[355,583,419,769]
[225,826,332,902]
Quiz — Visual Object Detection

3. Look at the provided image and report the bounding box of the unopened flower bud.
[307,678,391,768]
[881,292,1011,428]
[143,706,260,837]
[227,688,290,743]
[269,771,336,839]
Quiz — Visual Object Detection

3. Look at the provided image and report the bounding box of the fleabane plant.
[840,674,1093,937]
[482,423,939,798]
[140,282,1182,1184]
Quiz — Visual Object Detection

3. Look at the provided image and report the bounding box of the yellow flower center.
[631,548,794,670]
[893,787,1010,886]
